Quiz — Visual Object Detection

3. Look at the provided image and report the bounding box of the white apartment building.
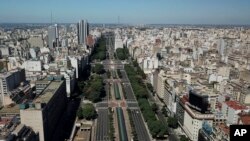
[23,60,42,72]
[115,34,123,50]
[164,78,178,116]
[0,68,25,106]
[69,55,88,79]
[221,100,249,125]
[142,57,159,73]
[60,68,76,97]
[183,107,214,141]
[22,60,43,81]
[179,97,214,141]
[157,70,167,99]
[28,35,44,47]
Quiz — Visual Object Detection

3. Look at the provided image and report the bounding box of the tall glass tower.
[48,24,59,48]
[77,20,89,45]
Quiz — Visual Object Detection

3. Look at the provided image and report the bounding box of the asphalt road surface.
[96,109,110,141]
[130,109,151,141]
[123,83,136,100]
[120,70,130,83]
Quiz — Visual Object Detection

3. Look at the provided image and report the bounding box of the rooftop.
[180,95,189,104]
[191,87,218,97]
[73,124,92,141]
[217,123,229,135]
[0,71,12,78]
[239,114,250,124]
[225,100,247,110]
[35,80,51,84]
[0,68,23,78]
[35,81,63,104]
[0,117,12,125]
[0,104,20,115]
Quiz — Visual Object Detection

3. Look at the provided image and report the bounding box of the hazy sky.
[0,0,250,24]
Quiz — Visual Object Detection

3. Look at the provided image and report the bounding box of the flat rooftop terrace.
[35,81,63,104]
[0,104,20,115]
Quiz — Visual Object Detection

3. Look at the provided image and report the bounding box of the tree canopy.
[82,74,105,102]
[167,117,178,129]
[92,64,105,74]
[125,63,168,138]
[146,83,154,93]
[180,135,190,141]
[161,106,168,117]
[77,103,97,120]
[116,47,129,60]
[151,103,158,113]
[91,37,106,61]
[148,120,168,138]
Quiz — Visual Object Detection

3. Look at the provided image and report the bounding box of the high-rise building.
[48,24,59,48]
[20,80,67,141]
[77,20,89,45]
[0,68,26,106]
[156,70,167,99]
[176,94,214,141]
[175,89,219,141]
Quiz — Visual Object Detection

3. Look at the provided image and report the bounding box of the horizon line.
[1,22,250,26]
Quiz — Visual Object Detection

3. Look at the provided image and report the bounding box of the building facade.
[0,68,26,106]
[20,80,67,141]
[77,20,89,45]
[156,70,167,99]
[48,24,59,48]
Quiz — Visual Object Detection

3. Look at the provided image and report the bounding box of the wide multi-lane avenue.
[95,33,151,141]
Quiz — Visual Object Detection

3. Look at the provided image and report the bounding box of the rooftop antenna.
[50,11,52,25]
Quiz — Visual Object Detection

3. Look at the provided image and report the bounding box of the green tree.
[158,125,168,138]
[148,120,168,138]
[148,120,161,138]
[151,103,158,113]
[116,48,126,60]
[77,107,84,119]
[78,81,85,90]
[137,68,146,79]
[180,135,190,141]
[161,107,168,117]
[125,63,169,139]
[88,91,101,102]
[92,64,105,74]
[83,74,105,102]
[81,103,97,120]
[97,52,106,60]
[147,83,154,93]
[91,37,106,61]
[167,117,178,129]
[135,87,148,99]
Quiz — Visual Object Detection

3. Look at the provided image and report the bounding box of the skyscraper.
[77,20,89,45]
[48,24,59,48]
[20,80,67,141]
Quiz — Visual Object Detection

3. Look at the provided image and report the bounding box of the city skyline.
[1,2,250,140]
[1,0,250,25]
